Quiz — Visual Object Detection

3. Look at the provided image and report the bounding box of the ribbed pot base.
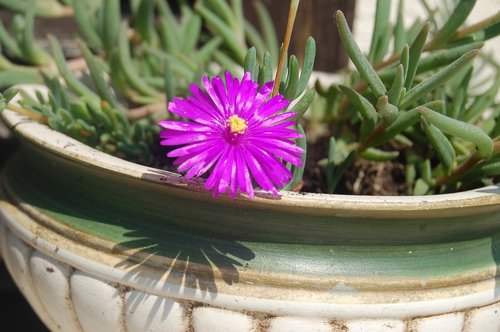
[1,200,499,332]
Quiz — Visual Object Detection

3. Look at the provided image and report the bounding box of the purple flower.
[159,71,304,199]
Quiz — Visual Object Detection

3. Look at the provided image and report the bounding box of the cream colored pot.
[1,107,499,332]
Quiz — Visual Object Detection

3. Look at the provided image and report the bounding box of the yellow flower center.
[227,115,247,134]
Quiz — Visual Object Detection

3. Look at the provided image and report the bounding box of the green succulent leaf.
[77,40,119,108]
[427,0,477,50]
[72,0,102,49]
[102,0,120,52]
[195,2,246,64]
[422,118,456,174]
[205,0,236,27]
[163,59,175,104]
[421,158,434,186]
[0,0,71,18]
[388,65,405,105]
[292,89,315,120]
[372,100,444,147]
[463,77,500,123]
[405,23,429,90]
[360,148,399,161]
[338,85,378,128]
[243,20,267,60]
[194,37,223,66]
[400,49,478,109]
[399,44,409,79]
[284,55,300,101]
[258,51,273,86]
[117,22,160,98]
[69,100,93,123]
[418,106,493,158]
[49,35,100,105]
[393,0,406,53]
[413,178,430,195]
[417,42,483,74]
[254,0,279,65]
[376,95,399,124]
[18,8,51,66]
[157,0,179,53]
[244,47,258,79]
[2,87,19,104]
[466,155,500,178]
[295,37,316,98]
[0,20,22,58]
[369,0,392,63]
[0,69,42,88]
[336,10,387,98]
[181,14,202,54]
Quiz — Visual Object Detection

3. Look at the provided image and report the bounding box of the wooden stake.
[272,0,300,97]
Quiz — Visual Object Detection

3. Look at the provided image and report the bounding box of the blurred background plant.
[0,0,499,195]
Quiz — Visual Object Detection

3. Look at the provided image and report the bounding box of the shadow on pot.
[110,232,255,321]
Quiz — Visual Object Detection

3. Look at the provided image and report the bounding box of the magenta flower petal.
[241,146,277,194]
[252,143,303,166]
[254,96,290,120]
[159,120,213,132]
[246,145,293,186]
[252,137,304,156]
[229,151,238,198]
[205,147,231,193]
[235,150,254,199]
[186,146,224,179]
[177,144,224,173]
[159,72,305,199]
[167,141,216,158]
[255,112,298,128]
[160,132,215,146]
[202,76,225,114]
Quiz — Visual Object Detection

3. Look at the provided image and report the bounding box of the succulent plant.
[0,0,499,196]
[308,0,500,195]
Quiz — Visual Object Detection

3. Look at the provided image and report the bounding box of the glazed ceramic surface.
[1,108,499,332]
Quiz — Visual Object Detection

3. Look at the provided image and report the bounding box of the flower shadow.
[113,231,255,291]
[110,231,255,328]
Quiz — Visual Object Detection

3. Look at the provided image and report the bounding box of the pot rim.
[2,107,500,218]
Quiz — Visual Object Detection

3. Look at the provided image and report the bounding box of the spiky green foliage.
[320,1,500,195]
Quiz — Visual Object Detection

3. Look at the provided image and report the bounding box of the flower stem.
[357,123,387,153]
[451,11,500,41]
[272,0,300,97]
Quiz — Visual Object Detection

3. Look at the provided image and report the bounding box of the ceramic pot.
[0,108,499,332]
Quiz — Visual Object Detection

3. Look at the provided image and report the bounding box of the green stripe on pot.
[2,145,499,283]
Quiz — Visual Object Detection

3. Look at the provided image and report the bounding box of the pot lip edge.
[3,107,500,213]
